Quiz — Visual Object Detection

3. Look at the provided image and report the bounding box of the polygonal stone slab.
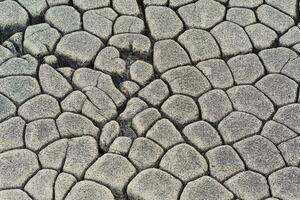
[278,137,300,166]
[73,0,110,11]
[0,94,16,122]
[226,8,256,27]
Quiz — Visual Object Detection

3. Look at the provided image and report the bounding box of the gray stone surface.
[226,8,256,27]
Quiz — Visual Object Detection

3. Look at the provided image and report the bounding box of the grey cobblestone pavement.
[0,0,300,199]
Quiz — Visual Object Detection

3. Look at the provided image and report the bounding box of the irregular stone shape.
[16,0,47,21]
[0,0,29,39]
[183,121,222,152]
[0,76,40,105]
[206,145,245,181]
[43,55,59,67]
[144,0,168,6]
[55,31,104,67]
[118,97,148,122]
[3,32,24,55]
[85,153,137,197]
[18,94,61,121]
[265,0,297,18]
[127,168,182,200]
[145,6,183,40]
[120,81,140,97]
[0,117,25,153]
[45,5,81,34]
[54,172,77,200]
[261,120,297,145]
[218,111,262,143]
[178,0,225,29]
[132,108,161,136]
[130,60,154,86]
[39,64,72,99]
[255,74,298,106]
[211,21,252,57]
[281,56,300,82]
[114,15,144,34]
[24,169,58,200]
[162,65,211,97]
[61,90,87,113]
[0,149,39,189]
[245,23,278,50]
[146,119,184,149]
[109,136,132,156]
[273,104,300,134]
[65,181,114,200]
[198,89,232,123]
[24,23,61,57]
[161,95,199,126]
[47,0,70,6]
[25,119,60,151]
[0,94,16,122]
[73,0,109,11]
[99,120,120,152]
[234,135,285,174]
[0,189,32,200]
[0,46,14,66]
[178,29,220,62]
[227,53,265,84]
[56,112,99,138]
[257,4,294,34]
[197,59,233,89]
[0,55,38,77]
[226,8,256,27]
[259,47,298,73]
[169,0,194,7]
[153,39,190,73]
[279,137,300,166]
[269,167,300,200]
[129,137,164,170]
[224,171,269,200]
[83,8,117,41]
[279,26,300,46]
[112,0,140,16]
[181,176,234,200]
[94,46,126,76]
[159,143,208,183]
[227,85,275,120]
[63,136,99,178]
[108,33,151,57]
[229,0,263,8]
[138,79,169,107]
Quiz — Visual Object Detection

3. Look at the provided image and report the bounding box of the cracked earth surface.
[0,0,300,199]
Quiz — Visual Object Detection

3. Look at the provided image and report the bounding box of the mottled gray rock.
[24,23,61,57]
[234,135,285,174]
[61,90,87,113]
[0,46,14,65]
[100,120,120,152]
[169,0,194,8]
[55,31,104,67]
[54,172,77,200]
[255,74,298,106]
[0,76,40,105]
[120,81,140,97]
[45,5,81,34]
[65,181,114,200]
[114,16,145,34]
[227,53,265,84]
[159,143,208,183]
[153,39,190,73]
[16,0,47,21]
[47,0,70,6]
[224,171,269,200]
[85,153,137,197]
[145,6,183,40]
[178,0,225,29]
[2,32,23,55]
[161,95,199,126]
[279,26,300,46]
[279,137,300,166]
[144,0,168,6]
[206,145,245,181]
[109,136,132,156]
[229,0,263,8]
[0,149,39,189]
[146,119,184,149]
[257,4,294,34]
[211,21,252,57]
[198,89,232,123]
[226,8,256,27]
[138,79,169,107]
[73,0,110,11]
[43,55,59,67]
[132,108,161,136]
[265,0,298,18]
[227,85,275,120]
[0,94,16,122]
[183,121,221,152]
[83,8,118,41]
[118,97,148,122]
[24,169,58,200]
[273,104,300,134]
[25,119,60,151]
[0,189,32,200]
[0,117,24,153]
[112,0,140,16]
[281,56,300,82]
[197,59,233,89]
[269,167,300,200]
[130,60,154,86]
[127,168,182,200]
[180,176,234,200]
[245,23,278,50]
[18,94,60,121]
[162,65,211,97]
[178,29,221,62]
